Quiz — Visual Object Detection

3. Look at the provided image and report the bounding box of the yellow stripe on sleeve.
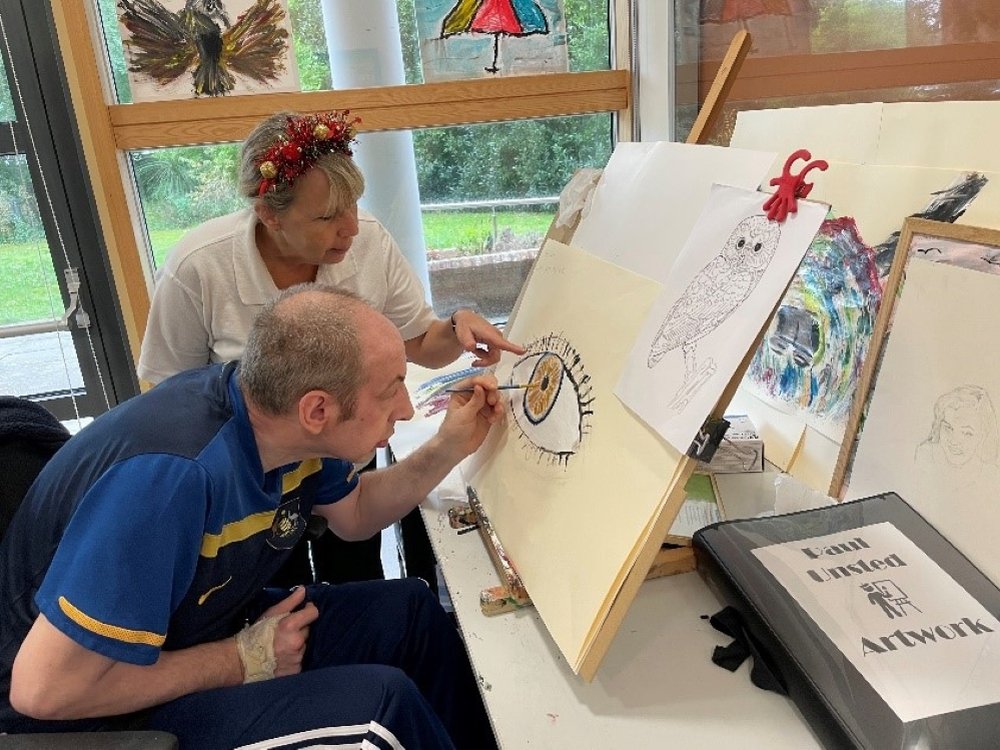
[58,596,166,647]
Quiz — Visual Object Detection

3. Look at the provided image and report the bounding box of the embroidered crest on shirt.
[268,494,306,550]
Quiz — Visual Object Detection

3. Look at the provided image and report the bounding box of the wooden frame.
[831,218,1000,498]
[678,42,1000,105]
[50,0,633,365]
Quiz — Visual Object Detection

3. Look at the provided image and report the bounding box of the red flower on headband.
[256,111,361,197]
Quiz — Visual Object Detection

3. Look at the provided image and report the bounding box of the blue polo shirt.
[0,363,357,726]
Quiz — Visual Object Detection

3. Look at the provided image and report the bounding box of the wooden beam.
[111,71,629,150]
[678,41,1000,105]
[686,30,750,144]
[51,0,148,364]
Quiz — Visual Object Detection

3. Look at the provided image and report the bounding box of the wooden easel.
[458,31,756,618]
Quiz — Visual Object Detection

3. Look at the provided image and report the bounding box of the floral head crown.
[256,111,361,197]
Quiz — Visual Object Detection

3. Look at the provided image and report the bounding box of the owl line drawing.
[648,214,781,411]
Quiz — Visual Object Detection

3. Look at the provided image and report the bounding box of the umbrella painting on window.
[414,0,568,82]
[117,0,299,102]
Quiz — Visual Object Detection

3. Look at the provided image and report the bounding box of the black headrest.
[0,395,71,452]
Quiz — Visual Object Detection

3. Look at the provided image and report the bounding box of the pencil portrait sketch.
[507,333,594,467]
[647,214,781,410]
[914,384,1000,491]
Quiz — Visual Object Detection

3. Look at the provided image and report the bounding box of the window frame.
[0,0,137,416]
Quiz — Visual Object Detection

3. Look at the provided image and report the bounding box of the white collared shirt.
[138,207,436,384]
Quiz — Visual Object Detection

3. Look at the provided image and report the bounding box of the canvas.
[118,0,299,101]
[413,0,568,82]
[463,240,684,677]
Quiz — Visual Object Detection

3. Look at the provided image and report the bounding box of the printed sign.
[753,522,1000,722]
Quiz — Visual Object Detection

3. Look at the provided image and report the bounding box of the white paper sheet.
[571,142,776,283]
[616,184,826,454]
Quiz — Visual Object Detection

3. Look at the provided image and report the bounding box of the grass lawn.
[2,210,554,326]
[148,210,553,266]
[0,240,63,326]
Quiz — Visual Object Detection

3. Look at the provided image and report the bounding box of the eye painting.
[507,334,594,467]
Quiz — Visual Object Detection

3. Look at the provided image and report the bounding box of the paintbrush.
[445,383,539,394]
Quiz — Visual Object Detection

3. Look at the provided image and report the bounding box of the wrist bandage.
[235,614,287,683]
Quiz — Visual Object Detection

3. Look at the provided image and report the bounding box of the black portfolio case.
[693,492,1000,750]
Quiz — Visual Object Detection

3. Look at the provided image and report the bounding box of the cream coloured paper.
[847,260,1000,586]
[465,240,681,673]
[731,103,883,165]
[571,141,776,283]
[734,101,1000,176]
[617,184,826,453]
[878,101,1000,173]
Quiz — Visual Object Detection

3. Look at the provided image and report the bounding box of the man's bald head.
[240,284,387,418]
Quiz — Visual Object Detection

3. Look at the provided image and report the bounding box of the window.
[95,0,617,329]
[0,53,12,118]
[674,0,1000,145]
[130,112,612,321]
[0,3,135,421]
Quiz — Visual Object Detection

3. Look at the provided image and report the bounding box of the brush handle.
[445,384,535,393]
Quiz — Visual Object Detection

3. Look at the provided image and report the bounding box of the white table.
[390,408,824,749]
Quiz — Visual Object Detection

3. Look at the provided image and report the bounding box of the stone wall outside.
[428,248,538,321]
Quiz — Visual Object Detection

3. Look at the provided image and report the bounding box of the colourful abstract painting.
[414,0,568,82]
[118,0,299,101]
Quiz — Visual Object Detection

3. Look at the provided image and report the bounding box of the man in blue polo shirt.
[1,284,502,749]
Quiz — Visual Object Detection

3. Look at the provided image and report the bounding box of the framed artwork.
[833,218,1000,498]
[836,220,1000,585]
[118,0,300,101]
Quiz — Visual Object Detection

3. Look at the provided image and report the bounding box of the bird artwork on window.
[441,0,551,74]
[117,0,295,99]
[648,214,781,411]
